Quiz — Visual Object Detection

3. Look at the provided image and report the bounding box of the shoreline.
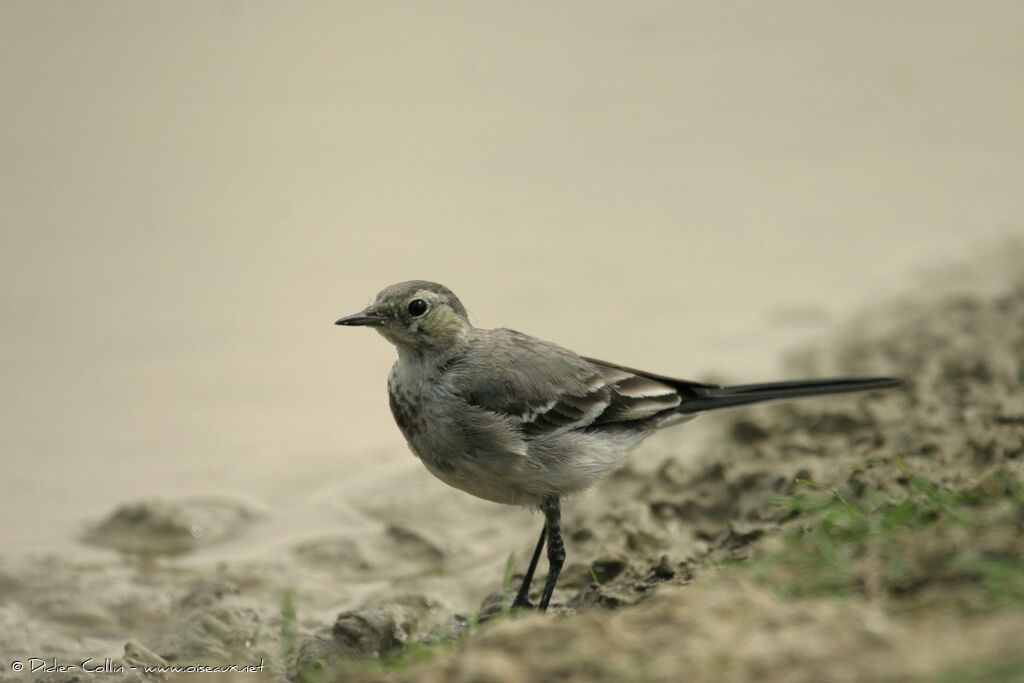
[3,246,1023,682]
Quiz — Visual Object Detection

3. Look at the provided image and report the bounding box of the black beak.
[335,307,386,327]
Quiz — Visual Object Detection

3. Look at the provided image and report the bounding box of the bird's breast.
[388,383,426,440]
[387,371,462,474]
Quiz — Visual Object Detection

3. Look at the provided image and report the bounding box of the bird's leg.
[512,525,546,608]
[537,496,565,612]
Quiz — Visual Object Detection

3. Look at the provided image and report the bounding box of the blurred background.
[2,1,1021,562]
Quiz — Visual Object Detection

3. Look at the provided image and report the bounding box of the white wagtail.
[336,280,901,611]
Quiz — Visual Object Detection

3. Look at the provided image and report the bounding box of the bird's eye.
[407,299,428,317]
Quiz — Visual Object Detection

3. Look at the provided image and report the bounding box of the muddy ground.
[3,251,1023,683]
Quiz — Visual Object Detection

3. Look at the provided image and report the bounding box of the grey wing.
[449,329,686,438]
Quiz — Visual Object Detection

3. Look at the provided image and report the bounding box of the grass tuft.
[501,551,517,617]
[749,466,1024,606]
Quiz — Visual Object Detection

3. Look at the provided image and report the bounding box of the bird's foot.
[510,595,536,610]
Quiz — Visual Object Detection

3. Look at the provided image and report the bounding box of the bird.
[335,280,901,612]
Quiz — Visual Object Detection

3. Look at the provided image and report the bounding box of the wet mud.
[4,253,1023,682]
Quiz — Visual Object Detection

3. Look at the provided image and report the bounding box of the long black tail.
[678,376,902,414]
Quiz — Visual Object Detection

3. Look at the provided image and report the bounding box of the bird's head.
[336,280,472,353]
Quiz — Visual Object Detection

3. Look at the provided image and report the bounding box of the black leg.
[512,525,546,608]
[538,496,565,612]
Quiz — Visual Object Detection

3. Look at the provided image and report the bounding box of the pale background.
[2,1,1021,563]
